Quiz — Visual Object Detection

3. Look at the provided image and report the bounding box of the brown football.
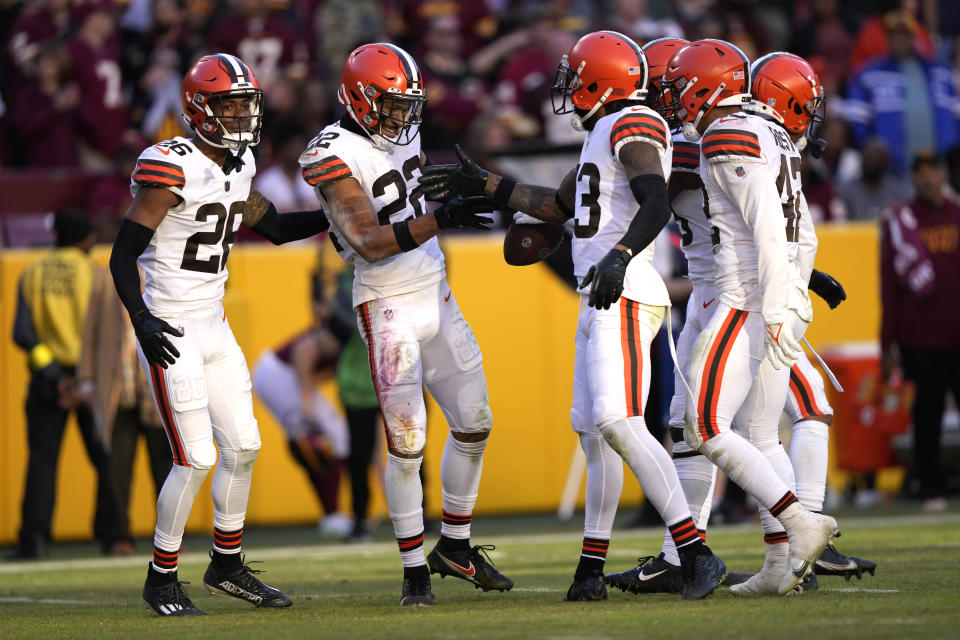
[503,222,565,266]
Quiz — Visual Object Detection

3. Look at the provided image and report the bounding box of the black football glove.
[808,269,846,309]
[580,248,632,310]
[132,310,183,369]
[418,144,489,201]
[433,195,495,231]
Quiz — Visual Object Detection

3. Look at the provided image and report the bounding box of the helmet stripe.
[215,53,251,85]
[379,42,421,89]
[749,52,785,86]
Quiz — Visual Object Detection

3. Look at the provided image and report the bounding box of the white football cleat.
[731,542,787,596]
[779,509,839,595]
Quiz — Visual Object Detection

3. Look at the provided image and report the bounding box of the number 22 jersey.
[130,137,255,315]
[298,119,444,306]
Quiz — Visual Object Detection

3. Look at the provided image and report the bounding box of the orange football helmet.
[337,42,426,146]
[641,37,689,125]
[552,30,648,130]
[182,53,263,150]
[660,39,751,140]
[750,52,824,138]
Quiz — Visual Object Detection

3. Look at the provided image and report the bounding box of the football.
[503,222,565,266]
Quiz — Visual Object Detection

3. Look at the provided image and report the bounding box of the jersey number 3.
[181,202,244,273]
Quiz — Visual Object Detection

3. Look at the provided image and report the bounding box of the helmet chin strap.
[222,141,248,175]
[571,86,614,131]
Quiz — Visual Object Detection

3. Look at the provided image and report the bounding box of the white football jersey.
[698,112,806,324]
[669,134,715,286]
[572,105,672,306]
[130,137,255,315]
[299,120,444,306]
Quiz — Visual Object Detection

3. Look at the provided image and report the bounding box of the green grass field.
[2,509,959,640]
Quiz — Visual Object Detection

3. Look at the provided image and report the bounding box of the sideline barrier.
[0,223,881,544]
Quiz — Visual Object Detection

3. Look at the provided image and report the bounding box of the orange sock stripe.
[764,531,789,544]
[769,491,798,517]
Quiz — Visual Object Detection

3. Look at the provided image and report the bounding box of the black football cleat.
[400,567,436,606]
[680,546,727,601]
[203,553,292,608]
[564,570,607,601]
[143,564,206,616]
[814,544,877,580]
[605,554,682,595]
[427,543,514,592]
[799,572,819,592]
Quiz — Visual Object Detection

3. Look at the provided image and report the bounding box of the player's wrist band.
[393,219,419,252]
[28,343,54,371]
[492,178,516,208]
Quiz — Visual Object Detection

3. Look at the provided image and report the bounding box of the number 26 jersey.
[130,137,255,315]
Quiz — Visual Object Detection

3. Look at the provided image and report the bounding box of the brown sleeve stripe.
[672,143,700,170]
[702,129,762,158]
[133,160,185,187]
[610,115,668,150]
[302,156,353,186]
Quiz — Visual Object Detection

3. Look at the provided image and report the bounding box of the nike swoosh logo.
[702,298,715,309]
[304,149,319,157]
[154,145,170,155]
[637,569,668,581]
[444,292,451,302]
[444,557,475,577]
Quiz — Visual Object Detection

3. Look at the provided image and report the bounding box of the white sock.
[790,420,830,512]
[600,417,689,525]
[153,463,210,568]
[439,435,486,540]
[674,444,716,532]
[386,454,425,567]
[698,431,792,510]
[579,432,623,540]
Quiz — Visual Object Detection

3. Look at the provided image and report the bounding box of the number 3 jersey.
[130,137,255,315]
[298,120,444,307]
[573,105,673,306]
[698,111,816,324]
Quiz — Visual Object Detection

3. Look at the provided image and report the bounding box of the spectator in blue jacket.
[846,10,960,175]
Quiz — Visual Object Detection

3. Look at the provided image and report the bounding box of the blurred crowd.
[3,0,960,237]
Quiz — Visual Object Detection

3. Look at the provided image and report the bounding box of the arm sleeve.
[795,191,818,283]
[12,277,39,352]
[709,159,790,324]
[110,218,154,320]
[249,204,331,245]
[618,174,671,254]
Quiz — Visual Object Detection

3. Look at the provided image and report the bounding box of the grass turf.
[1,510,958,640]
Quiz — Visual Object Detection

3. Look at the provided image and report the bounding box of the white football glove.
[764,321,802,369]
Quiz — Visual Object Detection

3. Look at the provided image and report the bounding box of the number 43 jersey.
[572,105,672,306]
[130,137,255,315]
[299,120,444,307]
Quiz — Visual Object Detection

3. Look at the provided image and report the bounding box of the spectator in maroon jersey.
[207,0,307,91]
[881,151,960,513]
[5,0,71,93]
[419,14,489,151]
[10,41,81,168]
[401,0,497,58]
[67,0,128,165]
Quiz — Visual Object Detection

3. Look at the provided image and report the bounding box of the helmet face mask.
[642,37,689,129]
[550,31,648,131]
[182,54,263,151]
[338,43,426,148]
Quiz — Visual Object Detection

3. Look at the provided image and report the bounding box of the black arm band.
[492,178,516,208]
[110,218,154,320]
[554,191,575,219]
[251,203,330,245]
[619,174,671,254]
[393,219,419,252]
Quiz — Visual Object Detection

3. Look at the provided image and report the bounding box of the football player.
[110,53,331,616]
[420,31,726,602]
[298,43,511,607]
